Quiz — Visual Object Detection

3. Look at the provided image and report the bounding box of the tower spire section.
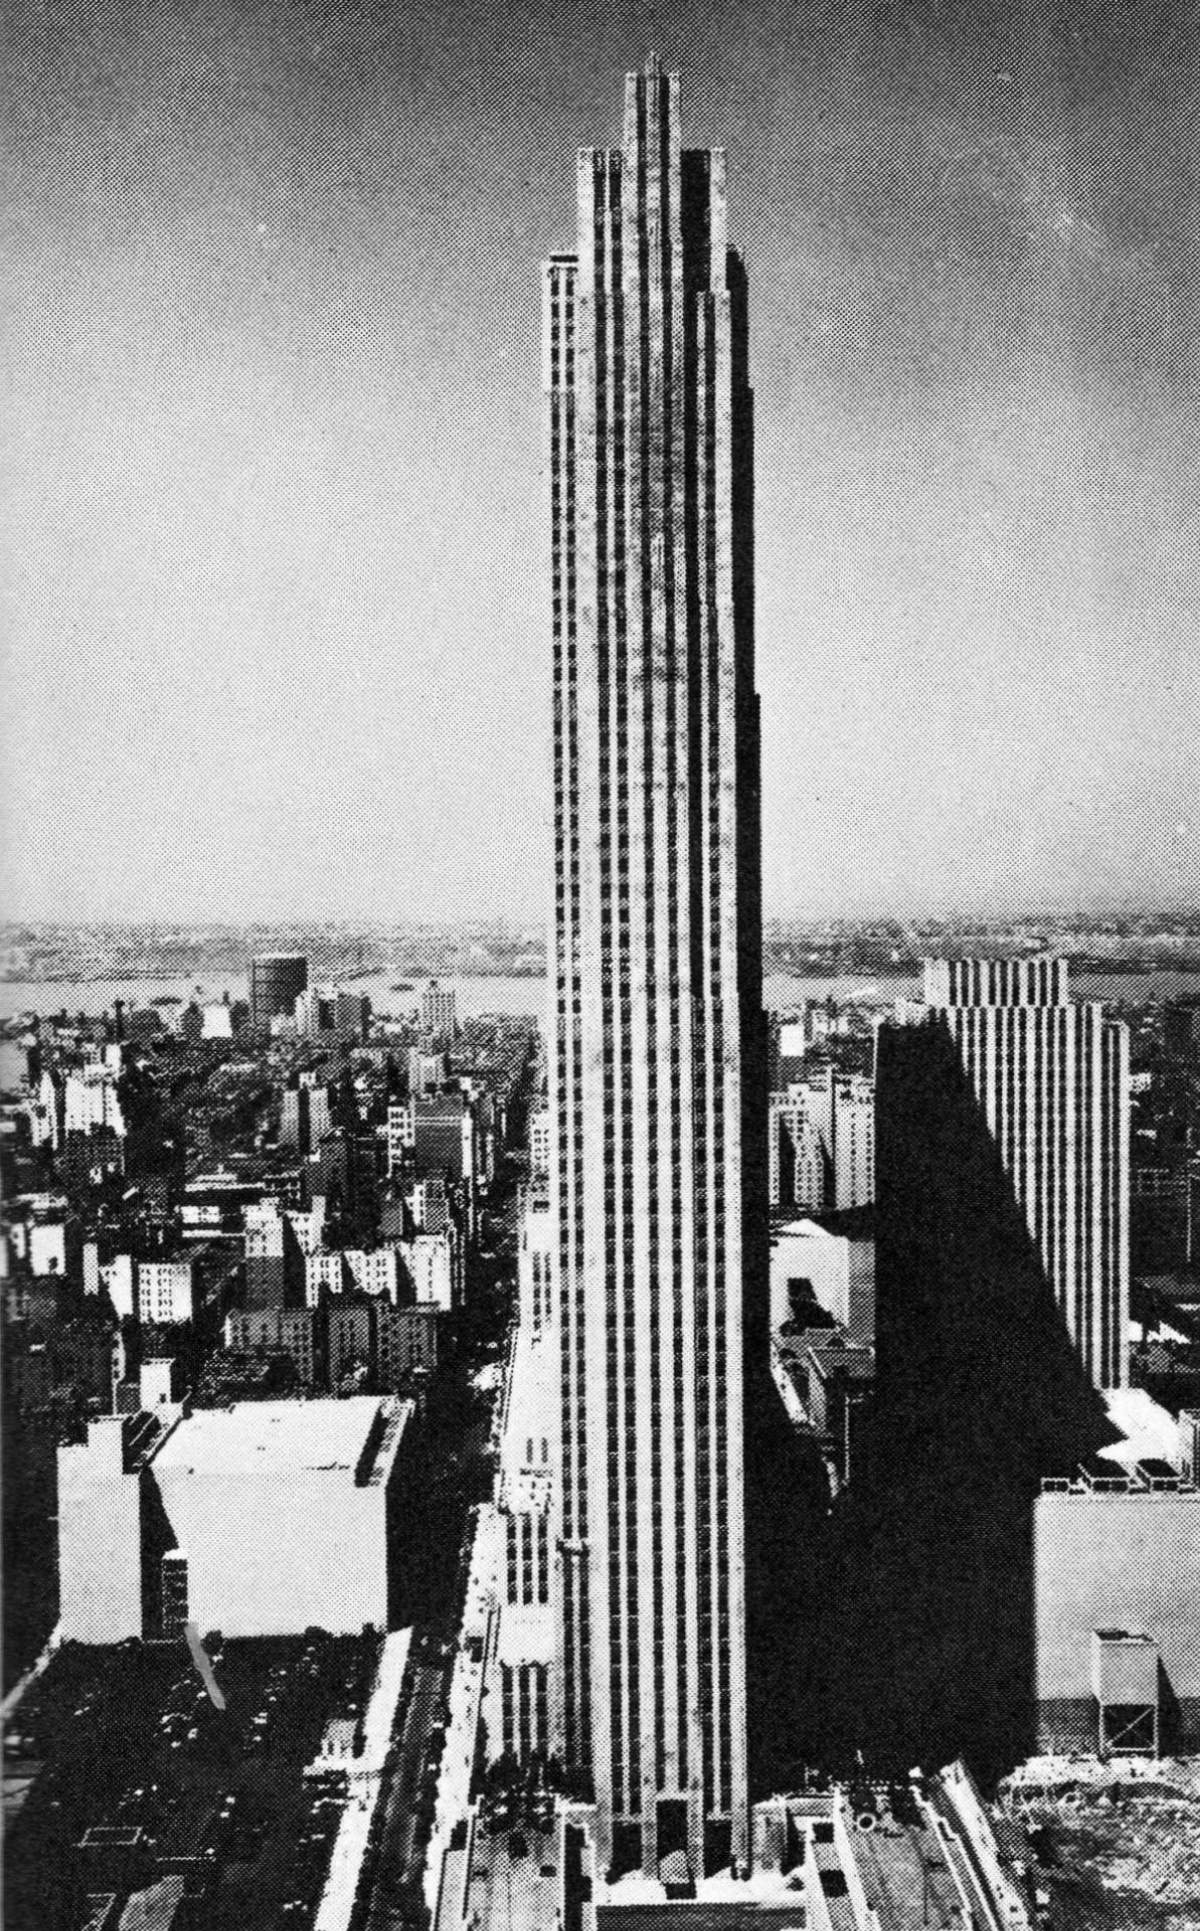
[546,60,758,1881]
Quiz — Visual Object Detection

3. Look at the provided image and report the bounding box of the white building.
[387,1098,415,1175]
[769,1081,830,1209]
[518,1183,554,1334]
[101,1253,136,1320]
[769,1218,875,1341]
[399,1229,459,1310]
[30,1070,62,1148]
[777,1017,811,1059]
[137,1256,195,1325]
[245,1199,325,1259]
[407,1050,447,1098]
[304,1245,403,1306]
[421,979,458,1039]
[59,1400,410,1642]
[528,1105,551,1175]
[306,1250,350,1305]
[490,1203,558,1765]
[64,1067,126,1138]
[769,1071,874,1212]
[29,1214,81,1280]
[287,1204,326,1254]
[346,1246,402,1300]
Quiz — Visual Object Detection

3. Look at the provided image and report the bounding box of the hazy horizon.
[3,0,1197,925]
[5,897,1200,936]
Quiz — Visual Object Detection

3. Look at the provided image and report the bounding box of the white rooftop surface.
[496,1603,555,1666]
[152,1397,393,1477]
[771,1217,841,1243]
[1100,1387,1186,1472]
[501,1328,556,1475]
[599,1868,806,1904]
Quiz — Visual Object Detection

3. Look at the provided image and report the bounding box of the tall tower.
[546,59,760,1880]
[919,957,1130,1389]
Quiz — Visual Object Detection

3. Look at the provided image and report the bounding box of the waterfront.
[3,968,1199,1031]
[0,972,547,1029]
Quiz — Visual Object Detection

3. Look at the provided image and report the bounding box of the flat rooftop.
[151,1396,407,1481]
[1100,1386,1187,1472]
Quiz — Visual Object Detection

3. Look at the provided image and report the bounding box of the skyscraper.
[893,957,1130,1391]
[855,960,1132,1770]
[547,58,761,1879]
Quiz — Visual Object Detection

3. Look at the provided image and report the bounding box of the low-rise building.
[101,1252,136,1321]
[374,1302,440,1390]
[403,1174,450,1233]
[346,1245,402,1300]
[224,1306,322,1388]
[58,1397,410,1641]
[28,1210,83,1282]
[529,1104,551,1176]
[769,1217,874,1341]
[1034,1388,1200,1753]
[328,1297,373,1390]
[64,1067,126,1139]
[769,1071,874,1212]
[386,1098,415,1175]
[244,1199,324,1309]
[279,1081,333,1154]
[413,1091,472,1184]
[399,1227,461,1310]
[305,1250,350,1304]
[304,1243,402,1306]
[137,1255,195,1326]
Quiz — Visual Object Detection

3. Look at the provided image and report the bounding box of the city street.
[364,1649,453,1931]
[360,1164,519,1931]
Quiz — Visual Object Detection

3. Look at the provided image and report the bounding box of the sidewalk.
[424,1505,504,1913]
[313,1628,413,1931]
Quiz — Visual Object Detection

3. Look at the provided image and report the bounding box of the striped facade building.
[922,958,1130,1390]
[545,58,760,1878]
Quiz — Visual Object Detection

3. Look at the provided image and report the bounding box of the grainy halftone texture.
[2,0,1197,920]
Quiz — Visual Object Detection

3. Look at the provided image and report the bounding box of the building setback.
[548,57,761,1878]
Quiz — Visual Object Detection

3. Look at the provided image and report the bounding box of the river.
[2,967,1198,1031]
[0,972,547,1028]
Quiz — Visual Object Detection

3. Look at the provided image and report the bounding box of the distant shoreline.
[0,964,549,985]
[6,962,1200,988]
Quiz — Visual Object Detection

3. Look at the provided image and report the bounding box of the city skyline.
[4,17,1200,1922]
[3,0,1197,926]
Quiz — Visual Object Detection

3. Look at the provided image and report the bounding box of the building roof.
[805,1343,875,1383]
[771,1216,842,1245]
[151,1396,405,1480]
[118,1877,187,1931]
[1100,1386,1185,1472]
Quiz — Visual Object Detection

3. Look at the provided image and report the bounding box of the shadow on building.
[744,1351,836,1799]
[812,1017,1120,1786]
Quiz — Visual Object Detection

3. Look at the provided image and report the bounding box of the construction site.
[999,1755,1200,1929]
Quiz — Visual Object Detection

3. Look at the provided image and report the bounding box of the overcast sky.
[2,0,1197,923]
